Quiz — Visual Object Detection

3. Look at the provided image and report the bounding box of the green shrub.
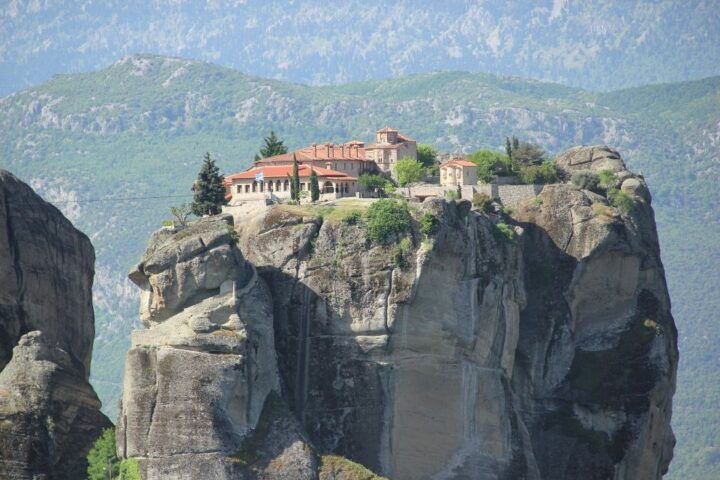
[341,210,362,225]
[571,170,600,191]
[519,161,558,184]
[502,205,515,217]
[225,224,239,244]
[118,459,141,480]
[161,219,174,227]
[494,222,517,243]
[445,189,460,200]
[472,192,493,213]
[365,199,412,243]
[608,188,635,213]
[391,236,414,268]
[87,428,119,480]
[598,169,617,189]
[419,212,439,236]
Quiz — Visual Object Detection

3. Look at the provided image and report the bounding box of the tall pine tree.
[258,131,288,159]
[191,152,226,216]
[310,168,320,202]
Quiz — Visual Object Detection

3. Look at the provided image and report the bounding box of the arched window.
[283,179,289,191]
[252,181,257,192]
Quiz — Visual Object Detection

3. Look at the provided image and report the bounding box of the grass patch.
[320,454,388,480]
[608,188,635,214]
[276,198,374,224]
[591,203,617,221]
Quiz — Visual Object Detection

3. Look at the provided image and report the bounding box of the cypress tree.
[291,156,300,201]
[505,137,512,161]
[310,168,320,202]
[512,135,520,151]
[191,152,226,216]
[259,131,288,158]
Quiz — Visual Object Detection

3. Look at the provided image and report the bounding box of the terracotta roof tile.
[226,165,356,181]
[255,143,368,164]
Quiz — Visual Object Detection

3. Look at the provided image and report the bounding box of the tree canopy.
[358,173,390,196]
[395,157,424,194]
[511,141,547,168]
[87,428,119,480]
[191,152,226,216]
[258,131,288,159]
[468,149,512,182]
[417,144,438,168]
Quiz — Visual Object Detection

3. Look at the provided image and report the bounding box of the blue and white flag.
[255,171,264,182]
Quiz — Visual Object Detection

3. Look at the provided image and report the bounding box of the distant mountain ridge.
[1,0,720,95]
[0,54,718,479]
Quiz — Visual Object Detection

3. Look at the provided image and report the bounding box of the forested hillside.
[0,55,717,479]
[2,0,720,95]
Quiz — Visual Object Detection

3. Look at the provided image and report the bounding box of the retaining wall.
[408,184,547,207]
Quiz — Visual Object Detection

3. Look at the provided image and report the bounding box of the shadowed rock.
[0,170,111,479]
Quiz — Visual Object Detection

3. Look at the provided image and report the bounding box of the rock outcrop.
[0,170,111,479]
[118,214,316,479]
[119,146,676,479]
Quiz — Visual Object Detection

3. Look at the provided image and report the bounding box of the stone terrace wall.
[410,184,546,208]
[475,184,546,207]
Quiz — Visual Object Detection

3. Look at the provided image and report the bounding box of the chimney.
[312,143,317,157]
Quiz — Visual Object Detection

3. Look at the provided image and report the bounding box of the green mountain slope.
[0,55,717,479]
[2,0,720,95]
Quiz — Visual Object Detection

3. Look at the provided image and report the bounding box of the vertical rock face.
[117,214,317,480]
[0,170,111,479]
[119,145,676,479]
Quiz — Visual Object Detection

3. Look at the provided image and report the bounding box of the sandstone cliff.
[119,145,676,479]
[0,170,112,479]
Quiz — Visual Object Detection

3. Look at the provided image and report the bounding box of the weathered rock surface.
[118,214,316,479]
[119,146,676,479]
[0,170,111,479]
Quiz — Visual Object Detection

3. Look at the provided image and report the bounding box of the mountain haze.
[0,55,718,478]
[2,0,720,96]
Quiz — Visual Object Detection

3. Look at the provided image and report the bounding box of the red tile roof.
[441,160,476,168]
[377,126,398,133]
[226,164,356,181]
[255,143,367,164]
